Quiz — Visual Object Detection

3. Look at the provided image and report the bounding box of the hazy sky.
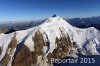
[0,0,100,22]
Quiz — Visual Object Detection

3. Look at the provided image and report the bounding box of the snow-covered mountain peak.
[44,15,64,23]
[0,16,100,66]
[40,15,72,30]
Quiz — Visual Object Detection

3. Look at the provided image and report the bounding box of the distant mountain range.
[0,21,42,33]
[0,16,100,34]
[67,16,100,30]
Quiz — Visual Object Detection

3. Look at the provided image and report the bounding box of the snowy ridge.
[0,16,100,66]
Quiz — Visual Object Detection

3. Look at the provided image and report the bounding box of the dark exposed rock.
[5,29,16,34]
[52,14,57,17]
[12,45,36,66]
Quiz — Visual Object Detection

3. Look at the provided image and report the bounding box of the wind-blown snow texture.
[0,16,100,66]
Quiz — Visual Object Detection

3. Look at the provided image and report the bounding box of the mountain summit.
[0,16,100,66]
[52,14,57,17]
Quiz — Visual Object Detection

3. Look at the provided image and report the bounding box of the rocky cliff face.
[1,30,76,66]
[0,16,100,66]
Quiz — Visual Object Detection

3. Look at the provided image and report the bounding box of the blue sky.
[0,0,100,22]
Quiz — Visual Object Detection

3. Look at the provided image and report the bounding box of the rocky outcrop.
[12,45,36,66]
[47,30,78,64]
[1,33,17,66]
[0,28,78,66]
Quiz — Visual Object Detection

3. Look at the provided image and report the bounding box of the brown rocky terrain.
[0,28,77,66]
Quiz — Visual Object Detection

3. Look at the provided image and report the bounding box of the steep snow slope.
[0,16,100,66]
[0,33,14,61]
